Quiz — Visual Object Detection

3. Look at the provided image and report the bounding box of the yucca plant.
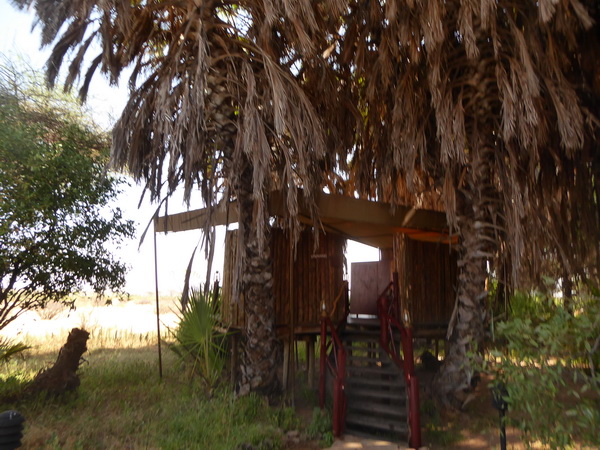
[169,288,228,390]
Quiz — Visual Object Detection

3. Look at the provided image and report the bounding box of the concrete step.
[346,354,388,365]
[340,324,410,445]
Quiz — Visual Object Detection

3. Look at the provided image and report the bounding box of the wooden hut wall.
[394,234,458,327]
[221,229,243,328]
[221,228,346,332]
[272,228,346,331]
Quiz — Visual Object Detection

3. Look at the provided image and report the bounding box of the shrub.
[0,58,134,332]
[482,288,599,448]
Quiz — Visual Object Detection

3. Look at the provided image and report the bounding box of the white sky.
[0,0,379,296]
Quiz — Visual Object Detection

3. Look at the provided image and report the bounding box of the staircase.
[342,322,409,442]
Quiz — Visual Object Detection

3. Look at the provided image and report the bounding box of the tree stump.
[27,328,89,397]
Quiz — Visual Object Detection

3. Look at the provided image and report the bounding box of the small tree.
[0,59,134,331]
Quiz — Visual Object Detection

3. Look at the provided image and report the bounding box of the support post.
[153,219,163,379]
[393,271,400,322]
[333,374,342,437]
[283,339,291,392]
[319,305,327,409]
[492,382,509,450]
[404,327,415,376]
[307,336,315,389]
[499,409,507,450]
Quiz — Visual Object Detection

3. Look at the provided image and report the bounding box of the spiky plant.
[0,337,30,363]
[170,288,227,390]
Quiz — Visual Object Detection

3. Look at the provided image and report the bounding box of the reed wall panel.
[221,228,346,332]
[394,234,458,328]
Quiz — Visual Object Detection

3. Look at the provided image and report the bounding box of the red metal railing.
[377,279,422,449]
[319,311,347,437]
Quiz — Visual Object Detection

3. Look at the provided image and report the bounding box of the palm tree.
[317,0,599,408]
[12,0,348,397]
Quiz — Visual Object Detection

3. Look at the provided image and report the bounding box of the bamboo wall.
[394,234,458,329]
[221,228,346,333]
[221,229,241,327]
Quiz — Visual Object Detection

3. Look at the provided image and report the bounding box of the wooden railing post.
[408,375,422,448]
[377,281,421,449]
[319,303,347,438]
[336,345,346,437]
[332,376,341,436]
[403,327,415,377]
[393,271,400,322]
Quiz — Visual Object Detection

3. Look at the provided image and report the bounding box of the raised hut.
[154,190,458,385]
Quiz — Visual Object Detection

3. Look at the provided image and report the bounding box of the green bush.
[482,288,599,448]
[0,59,134,332]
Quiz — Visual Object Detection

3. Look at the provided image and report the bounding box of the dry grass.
[2,294,180,351]
[0,295,306,449]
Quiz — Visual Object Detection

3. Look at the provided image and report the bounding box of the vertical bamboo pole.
[153,217,163,379]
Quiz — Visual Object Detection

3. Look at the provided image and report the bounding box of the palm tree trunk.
[434,147,495,409]
[235,161,281,398]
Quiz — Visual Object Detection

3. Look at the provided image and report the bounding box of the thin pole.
[499,410,507,450]
[289,234,295,406]
[153,219,163,379]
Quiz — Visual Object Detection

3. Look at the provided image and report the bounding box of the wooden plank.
[394,238,457,327]
[222,226,346,332]
[154,203,237,233]
[269,190,448,232]
[156,191,452,246]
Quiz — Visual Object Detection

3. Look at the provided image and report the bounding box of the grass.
[420,398,463,447]
[0,300,318,450]
[1,344,303,449]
